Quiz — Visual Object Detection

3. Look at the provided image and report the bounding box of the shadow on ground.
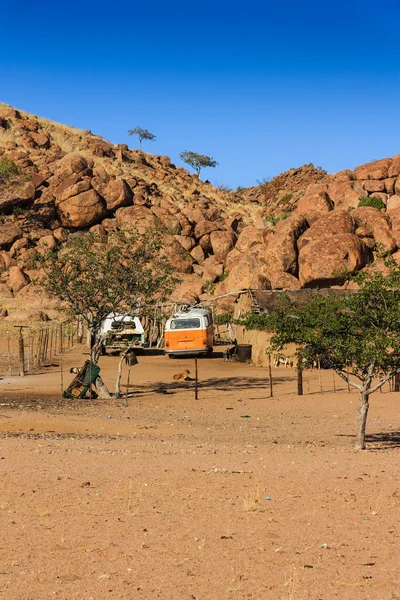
[145,375,294,394]
[337,431,400,449]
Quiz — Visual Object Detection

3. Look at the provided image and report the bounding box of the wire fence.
[0,320,85,377]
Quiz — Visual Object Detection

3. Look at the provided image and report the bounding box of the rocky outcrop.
[2,104,400,313]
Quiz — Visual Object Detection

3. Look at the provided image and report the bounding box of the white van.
[99,313,147,355]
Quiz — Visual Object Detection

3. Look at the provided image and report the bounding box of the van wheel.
[206,347,213,356]
[101,344,107,356]
[168,354,175,359]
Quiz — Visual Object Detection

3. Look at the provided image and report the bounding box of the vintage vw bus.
[164,308,214,358]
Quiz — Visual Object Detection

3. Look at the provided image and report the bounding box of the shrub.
[358,196,385,210]
[266,212,290,227]
[0,156,22,183]
[214,312,232,325]
[279,193,293,205]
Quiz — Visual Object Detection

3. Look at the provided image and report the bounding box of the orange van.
[164,309,214,358]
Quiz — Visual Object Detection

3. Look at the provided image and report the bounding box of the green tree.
[240,263,400,449]
[179,151,218,177]
[128,126,156,148]
[37,228,176,397]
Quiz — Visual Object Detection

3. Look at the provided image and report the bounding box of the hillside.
[1,102,400,321]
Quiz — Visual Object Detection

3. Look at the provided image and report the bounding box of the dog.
[173,369,191,381]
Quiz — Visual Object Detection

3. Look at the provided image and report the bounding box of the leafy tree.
[37,228,177,397]
[128,126,156,148]
[179,151,218,177]
[240,263,400,449]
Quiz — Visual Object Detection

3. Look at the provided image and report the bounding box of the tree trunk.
[90,330,111,399]
[95,375,112,399]
[356,391,369,450]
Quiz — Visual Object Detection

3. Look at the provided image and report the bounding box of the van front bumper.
[164,349,209,356]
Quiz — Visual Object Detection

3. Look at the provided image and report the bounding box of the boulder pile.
[1,103,400,320]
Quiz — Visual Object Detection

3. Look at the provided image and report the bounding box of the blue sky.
[1,0,399,187]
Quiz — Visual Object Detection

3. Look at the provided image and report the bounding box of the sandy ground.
[0,346,399,600]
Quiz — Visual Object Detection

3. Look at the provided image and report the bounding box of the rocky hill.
[1,102,400,321]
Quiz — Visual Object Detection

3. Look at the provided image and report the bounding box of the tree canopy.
[128,127,156,147]
[179,151,218,177]
[240,262,400,449]
[37,228,177,394]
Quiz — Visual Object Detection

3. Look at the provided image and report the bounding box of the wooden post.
[297,356,303,396]
[49,327,53,357]
[14,326,26,377]
[77,318,83,345]
[332,370,336,393]
[7,339,12,376]
[89,356,93,401]
[37,330,42,366]
[125,367,131,402]
[318,360,322,393]
[195,358,198,400]
[268,354,273,398]
[394,373,400,392]
[26,339,31,373]
[60,357,64,400]
[44,329,49,363]
[59,323,63,354]
[30,336,34,370]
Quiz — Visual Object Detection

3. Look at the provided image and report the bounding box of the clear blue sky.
[1,0,399,188]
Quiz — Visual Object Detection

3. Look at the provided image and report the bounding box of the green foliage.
[239,263,400,448]
[358,196,385,210]
[128,126,156,147]
[37,228,178,346]
[347,206,355,212]
[218,270,230,283]
[12,206,24,216]
[179,151,218,177]
[214,312,232,325]
[265,212,290,227]
[203,280,216,294]
[0,156,22,183]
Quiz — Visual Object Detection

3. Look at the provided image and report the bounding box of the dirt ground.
[0,345,399,600]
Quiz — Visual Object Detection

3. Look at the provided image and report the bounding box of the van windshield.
[171,318,201,330]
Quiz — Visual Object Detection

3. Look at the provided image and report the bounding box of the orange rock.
[299,234,370,287]
[190,245,205,263]
[174,235,195,252]
[266,214,308,274]
[269,271,301,290]
[297,210,355,251]
[0,223,23,249]
[9,266,30,293]
[353,158,392,180]
[387,155,400,178]
[296,183,332,222]
[235,226,263,253]
[194,220,221,239]
[210,230,235,262]
[53,153,89,180]
[57,189,106,229]
[202,256,224,282]
[351,207,396,253]
[92,178,133,211]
